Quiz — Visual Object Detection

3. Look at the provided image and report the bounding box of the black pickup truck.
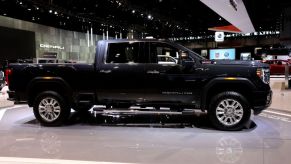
[6,39,272,130]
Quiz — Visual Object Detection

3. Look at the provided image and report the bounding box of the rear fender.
[26,77,73,106]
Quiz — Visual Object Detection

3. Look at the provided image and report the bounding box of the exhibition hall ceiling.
[0,0,289,38]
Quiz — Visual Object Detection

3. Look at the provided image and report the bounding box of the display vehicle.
[261,60,291,75]
[6,39,272,130]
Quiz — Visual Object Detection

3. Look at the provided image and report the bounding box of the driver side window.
[146,42,194,65]
[147,42,179,65]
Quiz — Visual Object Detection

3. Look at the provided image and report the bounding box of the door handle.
[147,70,160,74]
[99,70,112,74]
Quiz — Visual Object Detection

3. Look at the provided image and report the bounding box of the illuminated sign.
[210,49,236,60]
[40,44,65,50]
[215,32,225,42]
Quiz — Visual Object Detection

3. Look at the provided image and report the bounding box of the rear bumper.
[7,91,17,101]
[252,90,272,115]
[7,91,27,104]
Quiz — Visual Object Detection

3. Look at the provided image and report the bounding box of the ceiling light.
[132,10,135,14]
[49,10,52,13]
[147,15,152,20]
[54,11,58,15]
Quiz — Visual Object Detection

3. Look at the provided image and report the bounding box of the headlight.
[257,68,270,84]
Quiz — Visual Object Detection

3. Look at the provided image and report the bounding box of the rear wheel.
[33,91,70,126]
[208,91,251,131]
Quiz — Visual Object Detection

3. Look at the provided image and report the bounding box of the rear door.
[96,41,146,103]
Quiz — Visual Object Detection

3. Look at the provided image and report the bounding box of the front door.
[143,42,201,106]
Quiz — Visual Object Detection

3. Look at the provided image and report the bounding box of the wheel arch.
[201,77,256,111]
[26,77,73,107]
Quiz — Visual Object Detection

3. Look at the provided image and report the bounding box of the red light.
[5,69,12,86]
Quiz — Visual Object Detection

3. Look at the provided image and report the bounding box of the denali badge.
[162,92,193,95]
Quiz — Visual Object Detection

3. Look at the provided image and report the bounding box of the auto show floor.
[0,105,291,164]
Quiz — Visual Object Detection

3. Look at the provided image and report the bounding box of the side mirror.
[180,51,189,61]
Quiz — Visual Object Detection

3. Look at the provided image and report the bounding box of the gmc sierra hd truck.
[6,39,272,130]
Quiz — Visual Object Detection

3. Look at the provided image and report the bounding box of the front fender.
[201,77,257,110]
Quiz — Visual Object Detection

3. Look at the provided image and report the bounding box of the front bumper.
[252,90,272,115]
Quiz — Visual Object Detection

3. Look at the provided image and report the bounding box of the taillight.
[5,68,12,86]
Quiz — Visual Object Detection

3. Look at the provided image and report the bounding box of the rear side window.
[106,42,141,63]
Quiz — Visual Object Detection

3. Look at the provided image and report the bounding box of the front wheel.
[33,91,70,126]
[208,92,251,131]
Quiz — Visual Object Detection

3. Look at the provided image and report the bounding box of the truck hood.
[205,60,269,68]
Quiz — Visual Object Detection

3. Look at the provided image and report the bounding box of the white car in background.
[157,55,178,65]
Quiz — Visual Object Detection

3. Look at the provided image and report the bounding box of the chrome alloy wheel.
[215,99,244,126]
[38,97,61,122]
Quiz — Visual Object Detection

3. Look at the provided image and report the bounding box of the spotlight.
[49,9,53,13]
[147,14,152,20]
[132,10,135,14]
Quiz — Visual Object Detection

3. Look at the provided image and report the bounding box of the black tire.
[33,91,70,126]
[73,105,93,112]
[208,91,251,131]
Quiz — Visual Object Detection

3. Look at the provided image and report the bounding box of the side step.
[92,106,197,116]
